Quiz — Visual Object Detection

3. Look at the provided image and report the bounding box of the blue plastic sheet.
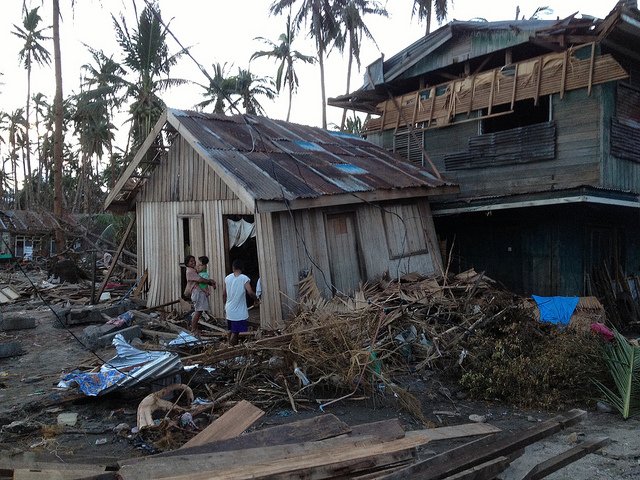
[532,295,579,326]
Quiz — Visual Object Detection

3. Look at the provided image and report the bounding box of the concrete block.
[97,325,142,348]
[67,303,132,326]
[0,313,36,331]
[57,412,78,427]
[82,323,123,349]
[0,341,23,358]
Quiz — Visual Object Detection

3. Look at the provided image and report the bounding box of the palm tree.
[31,92,49,202]
[196,62,238,114]
[233,68,277,116]
[72,91,115,213]
[333,0,387,130]
[412,0,450,35]
[12,6,52,209]
[270,0,341,129]
[81,47,126,177]
[252,15,315,121]
[6,109,27,209]
[112,2,188,150]
[52,0,65,252]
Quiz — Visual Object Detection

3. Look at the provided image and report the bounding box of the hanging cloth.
[227,219,256,248]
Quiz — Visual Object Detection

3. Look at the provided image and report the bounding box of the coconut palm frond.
[593,329,640,419]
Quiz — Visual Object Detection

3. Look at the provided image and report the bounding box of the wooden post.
[488,69,497,115]
[467,75,477,116]
[510,64,519,110]
[534,59,543,106]
[427,87,437,127]
[560,49,568,99]
[588,42,596,96]
[411,91,420,126]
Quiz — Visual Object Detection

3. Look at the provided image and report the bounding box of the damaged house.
[104,110,455,328]
[329,2,640,299]
[0,210,67,260]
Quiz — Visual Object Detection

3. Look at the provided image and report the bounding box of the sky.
[0,0,618,135]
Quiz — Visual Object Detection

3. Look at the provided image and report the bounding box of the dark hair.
[184,255,195,265]
[198,256,209,265]
[232,259,243,271]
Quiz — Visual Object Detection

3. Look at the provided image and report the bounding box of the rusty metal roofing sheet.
[169,109,453,202]
[0,210,67,233]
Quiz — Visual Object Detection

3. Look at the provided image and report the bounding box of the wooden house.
[0,210,68,260]
[329,3,640,297]
[104,110,456,328]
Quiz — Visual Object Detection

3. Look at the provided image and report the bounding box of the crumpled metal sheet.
[58,334,182,396]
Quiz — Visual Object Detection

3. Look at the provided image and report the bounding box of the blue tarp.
[532,295,579,326]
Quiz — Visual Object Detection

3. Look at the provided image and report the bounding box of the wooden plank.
[105,110,167,209]
[120,414,351,465]
[445,456,511,480]
[119,433,424,480]
[180,400,265,449]
[521,436,610,480]
[12,468,113,480]
[377,409,586,480]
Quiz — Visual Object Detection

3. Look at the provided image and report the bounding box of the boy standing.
[197,256,210,291]
[223,260,258,346]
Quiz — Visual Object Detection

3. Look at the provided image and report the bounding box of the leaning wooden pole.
[95,213,136,304]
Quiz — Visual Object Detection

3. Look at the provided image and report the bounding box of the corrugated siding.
[140,137,239,203]
[443,122,556,170]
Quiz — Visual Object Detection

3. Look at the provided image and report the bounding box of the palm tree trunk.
[52,0,65,252]
[318,46,327,129]
[340,49,354,131]
[287,86,293,122]
[24,67,32,209]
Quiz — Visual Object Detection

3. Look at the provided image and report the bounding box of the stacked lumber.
[117,401,500,480]
[108,406,607,480]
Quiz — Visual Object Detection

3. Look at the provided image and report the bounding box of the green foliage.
[593,329,640,419]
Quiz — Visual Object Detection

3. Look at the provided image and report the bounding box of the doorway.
[178,214,205,300]
[224,215,260,312]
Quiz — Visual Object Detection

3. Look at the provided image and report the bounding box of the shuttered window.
[382,203,429,259]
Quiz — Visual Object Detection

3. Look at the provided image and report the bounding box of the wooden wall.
[271,199,442,318]
[140,137,237,202]
[434,203,640,296]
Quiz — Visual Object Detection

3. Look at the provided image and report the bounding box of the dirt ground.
[0,305,639,479]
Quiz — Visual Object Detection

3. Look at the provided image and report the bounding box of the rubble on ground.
[0,265,628,477]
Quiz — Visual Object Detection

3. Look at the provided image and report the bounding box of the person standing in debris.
[223,259,258,346]
[184,255,216,336]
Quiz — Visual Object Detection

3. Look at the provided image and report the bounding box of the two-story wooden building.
[330,3,640,298]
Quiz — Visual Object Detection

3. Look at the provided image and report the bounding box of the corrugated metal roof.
[170,109,453,203]
[0,210,70,234]
[376,19,558,85]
